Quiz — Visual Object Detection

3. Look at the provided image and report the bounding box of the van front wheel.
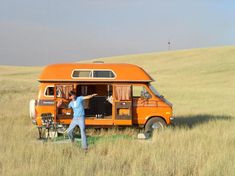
[145,117,166,133]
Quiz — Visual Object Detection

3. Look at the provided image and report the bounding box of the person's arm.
[83,94,98,100]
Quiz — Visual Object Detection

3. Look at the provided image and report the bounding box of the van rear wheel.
[145,117,166,133]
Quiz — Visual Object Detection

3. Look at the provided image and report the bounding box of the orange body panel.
[33,63,173,129]
[39,63,153,82]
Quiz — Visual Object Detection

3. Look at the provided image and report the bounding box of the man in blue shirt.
[67,91,97,149]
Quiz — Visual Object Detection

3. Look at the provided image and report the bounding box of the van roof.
[38,63,154,82]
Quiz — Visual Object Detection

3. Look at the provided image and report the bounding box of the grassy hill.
[0,46,235,175]
[93,46,235,116]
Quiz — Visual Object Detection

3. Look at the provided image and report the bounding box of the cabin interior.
[78,84,113,119]
[56,84,113,119]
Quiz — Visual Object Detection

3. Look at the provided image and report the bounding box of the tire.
[145,117,166,133]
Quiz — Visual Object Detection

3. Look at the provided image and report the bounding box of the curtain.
[56,85,73,99]
[114,85,131,101]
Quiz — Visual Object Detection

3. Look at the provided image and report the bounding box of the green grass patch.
[52,134,134,145]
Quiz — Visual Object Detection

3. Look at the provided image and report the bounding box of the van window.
[56,85,74,99]
[45,86,54,97]
[45,86,72,98]
[72,70,92,78]
[93,70,115,78]
[114,85,131,100]
[132,86,149,97]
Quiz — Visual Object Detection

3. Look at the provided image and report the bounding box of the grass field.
[0,46,235,176]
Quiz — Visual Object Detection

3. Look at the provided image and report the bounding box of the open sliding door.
[54,84,74,122]
[113,84,132,125]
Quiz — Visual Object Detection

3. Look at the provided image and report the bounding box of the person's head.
[69,91,76,100]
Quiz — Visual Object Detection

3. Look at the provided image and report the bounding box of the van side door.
[113,84,132,125]
[54,84,74,121]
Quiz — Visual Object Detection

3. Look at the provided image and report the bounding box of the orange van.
[30,62,173,138]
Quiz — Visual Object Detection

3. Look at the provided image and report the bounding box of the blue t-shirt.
[68,96,84,118]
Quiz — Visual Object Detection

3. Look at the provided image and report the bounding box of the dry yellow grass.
[0,46,235,176]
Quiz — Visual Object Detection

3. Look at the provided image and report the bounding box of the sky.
[0,0,234,66]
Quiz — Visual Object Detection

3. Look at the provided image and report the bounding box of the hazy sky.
[0,0,234,66]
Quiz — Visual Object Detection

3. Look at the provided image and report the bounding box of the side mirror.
[141,91,152,99]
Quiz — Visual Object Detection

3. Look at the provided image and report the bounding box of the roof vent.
[93,61,104,64]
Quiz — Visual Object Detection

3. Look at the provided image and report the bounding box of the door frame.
[113,84,133,125]
[54,83,75,122]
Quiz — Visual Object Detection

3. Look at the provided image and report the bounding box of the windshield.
[149,84,162,97]
[149,84,173,107]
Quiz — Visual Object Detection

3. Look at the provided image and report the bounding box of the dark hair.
[69,90,76,97]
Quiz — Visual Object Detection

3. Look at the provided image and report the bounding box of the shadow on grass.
[44,114,232,144]
[173,114,232,128]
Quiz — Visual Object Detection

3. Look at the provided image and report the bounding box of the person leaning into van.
[58,91,97,149]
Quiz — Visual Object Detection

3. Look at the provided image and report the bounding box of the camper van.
[30,63,173,138]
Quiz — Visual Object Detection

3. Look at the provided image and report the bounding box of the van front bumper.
[170,117,175,125]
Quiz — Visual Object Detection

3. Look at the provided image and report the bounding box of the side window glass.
[132,86,145,97]
[45,87,54,96]
[132,86,152,99]
[93,71,115,78]
[72,70,92,78]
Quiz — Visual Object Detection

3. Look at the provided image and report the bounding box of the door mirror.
[141,90,152,99]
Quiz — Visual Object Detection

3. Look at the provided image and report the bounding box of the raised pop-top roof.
[38,63,154,82]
